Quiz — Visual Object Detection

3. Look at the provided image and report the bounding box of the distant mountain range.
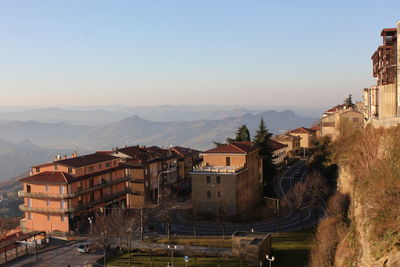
[0,107,318,181]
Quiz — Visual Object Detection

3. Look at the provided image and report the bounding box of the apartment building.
[269,140,288,167]
[272,134,301,153]
[191,142,261,216]
[364,22,400,127]
[109,145,179,208]
[169,146,201,193]
[288,127,317,149]
[321,106,364,140]
[19,153,130,234]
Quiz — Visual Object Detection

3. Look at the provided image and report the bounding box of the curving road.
[157,160,325,236]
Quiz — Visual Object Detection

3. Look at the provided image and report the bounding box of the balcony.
[192,164,246,173]
[19,204,74,214]
[71,188,130,213]
[18,176,130,199]
[19,188,130,214]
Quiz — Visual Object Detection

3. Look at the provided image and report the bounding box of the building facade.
[321,108,364,140]
[288,127,317,149]
[191,142,261,216]
[269,140,288,167]
[364,22,400,127]
[109,145,178,208]
[272,134,301,153]
[19,153,130,234]
[169,146,202,193]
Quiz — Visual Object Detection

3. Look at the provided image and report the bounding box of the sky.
[0,1,399,108]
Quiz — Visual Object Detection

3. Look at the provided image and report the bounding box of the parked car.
[78,242,93,253]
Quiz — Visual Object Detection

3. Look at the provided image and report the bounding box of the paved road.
[10,238,103,267]
[160,160,325,236]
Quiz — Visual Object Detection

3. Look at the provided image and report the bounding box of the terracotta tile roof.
[170,146,201,157]
[272,134,301,141]
[205,142,258,154]
[269,140,288,151]
[117,145,177,164]
[325,104,345,113]
[56,153,118,168]
[311,126,321,131]
[20,171,74,184]
[289,127,316,134]
[20,164,128,184]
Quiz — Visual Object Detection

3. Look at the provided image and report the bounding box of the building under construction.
[364,22,400,126]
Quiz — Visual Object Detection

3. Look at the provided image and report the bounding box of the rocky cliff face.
[335,166,400,267]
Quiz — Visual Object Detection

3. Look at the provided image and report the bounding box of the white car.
[77,243,92,253]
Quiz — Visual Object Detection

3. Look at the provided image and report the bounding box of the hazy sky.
[1,1,399,108]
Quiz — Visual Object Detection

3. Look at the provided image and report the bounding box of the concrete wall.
[379,83,397,119]
[191,172,239,215]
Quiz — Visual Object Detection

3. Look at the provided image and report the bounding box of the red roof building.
[19,152,129,234]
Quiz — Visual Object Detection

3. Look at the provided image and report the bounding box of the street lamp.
[88,216,93,234]
[210,184,219,222]
[167,244,177,266]
[266,254,275,267]
[158,170,171,205]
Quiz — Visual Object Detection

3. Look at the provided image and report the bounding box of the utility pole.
[140,206,144,241]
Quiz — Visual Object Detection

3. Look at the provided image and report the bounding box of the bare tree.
[304,171,329,225]
[285,181,307,231]
[91,213,116,265]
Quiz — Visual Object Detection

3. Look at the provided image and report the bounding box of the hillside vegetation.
[309,125,400,267]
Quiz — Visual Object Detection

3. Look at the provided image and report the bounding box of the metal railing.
[18,176,130,199]
[19,188,130,214]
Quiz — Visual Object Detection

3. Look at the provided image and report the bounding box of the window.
[47,199,50,207]
[206,176,211,184]
[68,167,73,174]
[54,164,58,170]
[216,176,221,184]
[207,191,211,199]
[27,198,32,208]
[60,199,65,209]
[61,215,65,222]
[98,164,102,169]
[90,192,94,202]
[226,157,231,166]
[113,160,117,166]
[28,212,32,220]
[89,179,94,187]
[88,166,94,172]
[35,167,40,173]
[47,214,50,221]
[106,162,110,168]
[217,191,221,198]
[45,184,49,192]
[27,185,31,193]
[59,185,64,194]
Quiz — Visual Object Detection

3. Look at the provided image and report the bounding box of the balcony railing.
[18,176,130,199]
[19,204,74,214]
[19,188,130,214]
[70,188,130,213]
[192,164,246,173]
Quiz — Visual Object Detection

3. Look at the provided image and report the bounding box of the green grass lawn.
[270,232,313,267]
[107,253,248,266]
[153,238,232,248]
[108,231,313,266]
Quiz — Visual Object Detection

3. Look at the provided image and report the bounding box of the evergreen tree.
[253,118,276,193]
[343,94,355,108]
[217,125,251,145]
[234,125,251,142]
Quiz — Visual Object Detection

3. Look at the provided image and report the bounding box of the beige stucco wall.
[379,83,397,119]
